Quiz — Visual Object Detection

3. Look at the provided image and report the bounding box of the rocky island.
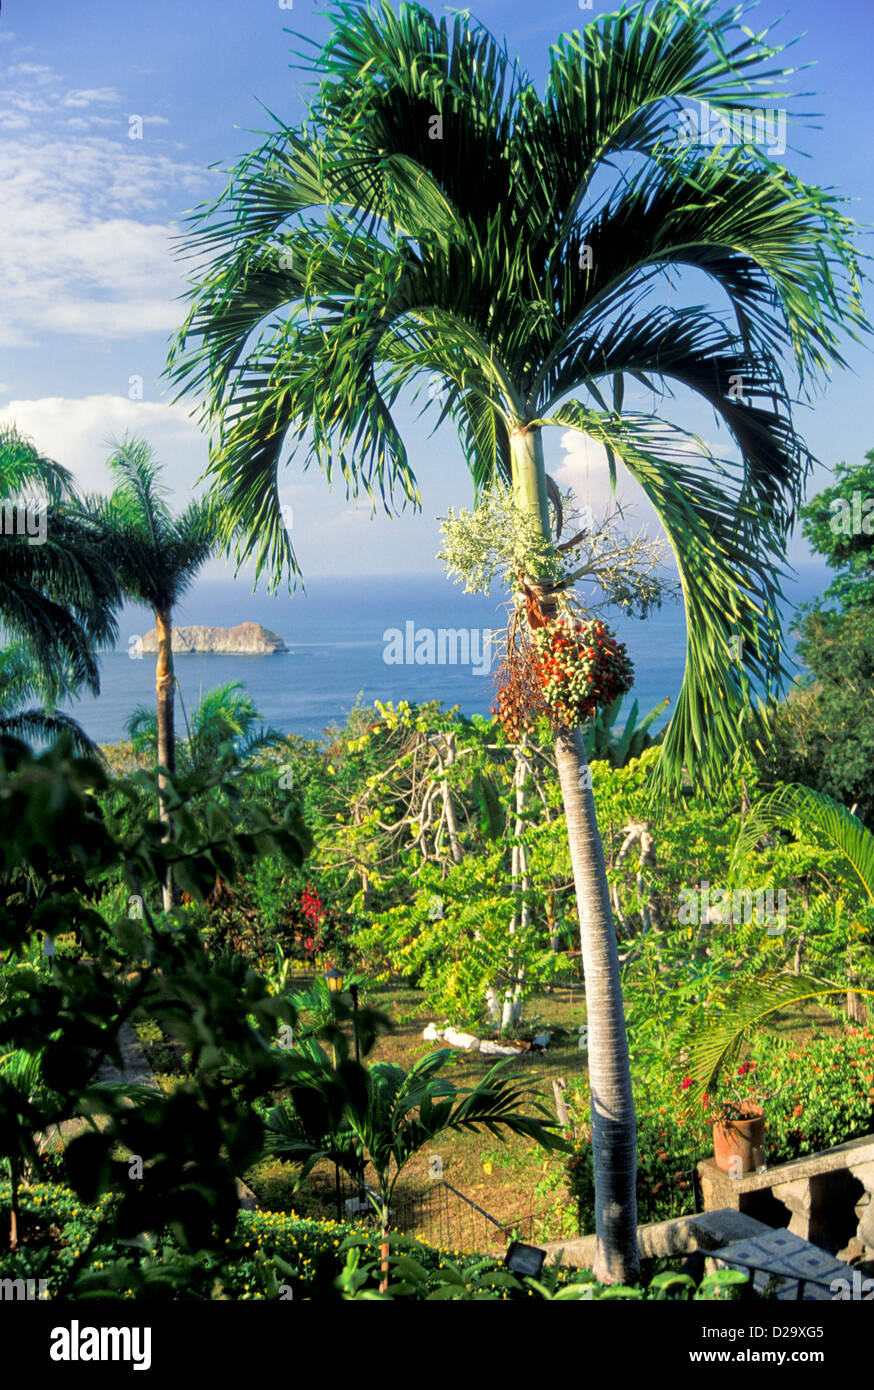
[137,622,288,655]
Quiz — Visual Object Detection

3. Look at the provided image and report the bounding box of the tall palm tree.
[165,0,866,1279]
[0,424,120,705]
[85,434,219,908]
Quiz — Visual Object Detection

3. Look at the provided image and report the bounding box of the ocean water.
[60,568,828,747]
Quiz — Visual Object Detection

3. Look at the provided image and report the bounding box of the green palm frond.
[541,404,791,787]
[263,1047,567,1211]
[676,971,874,1111]
[732,783,874,906]
[125,704,159,754]
[190,681,283,762]
[82,435,220,613]
[0,427,121,697]
[0,708,97,755]
[0,644,97,753]
[126,682,281,767]
[166,0,867,784]
[0,539,118,695]
[0,424,75,503]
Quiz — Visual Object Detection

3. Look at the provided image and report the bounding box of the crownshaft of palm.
[166,0,867,1281]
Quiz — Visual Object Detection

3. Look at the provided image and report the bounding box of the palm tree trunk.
[510,422,639,1283]
[554,727,639,1283]
[154,608,178,911]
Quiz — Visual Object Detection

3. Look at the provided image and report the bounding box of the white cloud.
[0,395,206,496]
[554,430,660,529]
[64,87,120,108]
[0,90,53,115]
[65,115,119,130]
[325,505,379,530]
[554,430,612,500]
[0,137,207,345]
[6,63,54,82]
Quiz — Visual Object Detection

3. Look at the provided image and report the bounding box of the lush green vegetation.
[3,649,873,1296]
[1,0,873,1302]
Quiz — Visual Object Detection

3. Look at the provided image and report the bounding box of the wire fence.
[331,1158,704,1258]
[335,1169,546,1254]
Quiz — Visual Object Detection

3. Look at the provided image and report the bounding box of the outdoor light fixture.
[504,1241,546,1280]
[324,965,345,993]
[325,968,361,1063]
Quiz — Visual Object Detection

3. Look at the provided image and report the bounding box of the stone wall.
[697,1134,874,1263]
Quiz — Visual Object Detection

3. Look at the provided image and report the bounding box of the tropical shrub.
[565,1027,874,1232]
[354,855,564,1027]
[0,1182,748,1300]
[0,733,316,1289]
[754,1029,874,1163]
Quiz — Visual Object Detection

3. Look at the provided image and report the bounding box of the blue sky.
[0,0,871,590]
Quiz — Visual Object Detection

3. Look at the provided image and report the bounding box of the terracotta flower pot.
[712,1104,765,1174]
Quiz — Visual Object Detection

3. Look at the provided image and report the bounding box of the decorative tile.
[711,1227,848,1300]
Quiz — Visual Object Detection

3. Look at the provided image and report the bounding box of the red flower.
[680,1076,692,1090]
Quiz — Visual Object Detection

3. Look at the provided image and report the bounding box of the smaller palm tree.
[126,680,282,772]
[264,1043,567,1287]
[84,435,219,908]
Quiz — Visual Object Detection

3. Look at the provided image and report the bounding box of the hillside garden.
[1,0,873,1304]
